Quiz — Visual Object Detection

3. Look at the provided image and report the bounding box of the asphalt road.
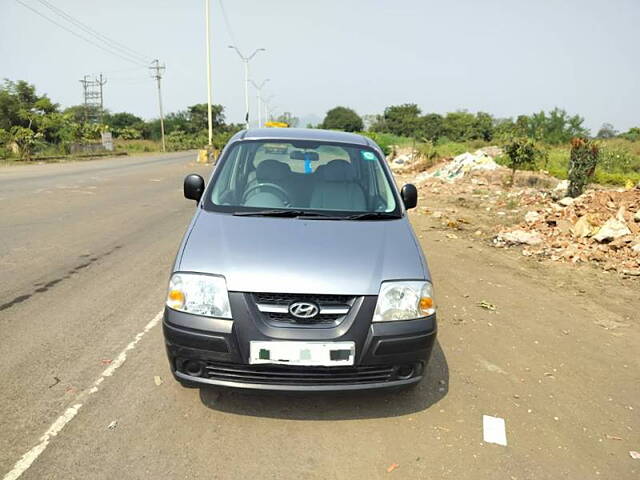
[0,153,638,479]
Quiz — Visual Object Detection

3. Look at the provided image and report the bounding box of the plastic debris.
[427,151,499,182]
[629,451,640,460]
[483,415,507,446]
[479,301,496,311]
[154,375,163,386]
[386,463,400,473]
[107,420,117,430]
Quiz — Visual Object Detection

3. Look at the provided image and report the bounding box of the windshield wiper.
[233,209,306,217]
[343,212,402,220]
[232,210,401,220]
[233,210,337,218]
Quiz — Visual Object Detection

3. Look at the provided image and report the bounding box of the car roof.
[232,128,373,147]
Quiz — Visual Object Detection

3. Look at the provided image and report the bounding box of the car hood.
[177,210,428,295]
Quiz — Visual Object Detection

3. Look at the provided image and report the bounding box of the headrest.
[321,160,356,182]
[256,160,291,182]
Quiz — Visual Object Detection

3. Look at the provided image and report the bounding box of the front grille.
[252,292,356,327]
[203,361,395,385]
[266,312,341,325]
[254,293,353,305]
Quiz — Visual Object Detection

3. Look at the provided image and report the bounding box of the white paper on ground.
[483,415,507,446]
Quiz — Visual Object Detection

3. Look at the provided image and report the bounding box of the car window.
[207,139,399,215]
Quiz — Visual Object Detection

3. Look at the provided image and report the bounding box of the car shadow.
[198,340,448,420]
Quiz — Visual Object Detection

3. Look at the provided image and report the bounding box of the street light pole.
[205,0,213,146]
[264,95,275,122]
[228,46,265,129]
[250,79,270,128]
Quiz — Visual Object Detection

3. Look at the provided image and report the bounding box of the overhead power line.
[35,0,152,64]
[219,0,239,47]
[14,0,149,67]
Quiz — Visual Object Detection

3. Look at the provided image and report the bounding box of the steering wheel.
[242,182,291,205]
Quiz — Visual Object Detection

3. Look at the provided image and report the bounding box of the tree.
[493,118,517,141]
[321,106,363,132]
[186,103,225,133]
[106,112,143,130]
[0,80,59,131]
[376,104,422,137]
[9,126,43,160]
[442,111,477,141]
[474,112,494,141]
[503,137,544,184]
[145,103,226,140]
[518,108,589,144]
[420,113,443,141]
[596,123,617,139]
[619,127,640,142]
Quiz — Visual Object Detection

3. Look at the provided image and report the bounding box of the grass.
[373,131,640,187]
[0,139,163,166]
[114,139,161,153]
[494,139,640,187]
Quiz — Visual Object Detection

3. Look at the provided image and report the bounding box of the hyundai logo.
[289,301,320,319]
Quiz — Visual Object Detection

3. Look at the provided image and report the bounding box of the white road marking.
[2,310,163,480]
[483,415,508,446]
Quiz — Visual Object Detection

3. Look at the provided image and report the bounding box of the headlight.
[373,281,435,322]
[166,273,231,318]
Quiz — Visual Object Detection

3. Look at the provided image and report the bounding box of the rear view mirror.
[290,150,319,161]
[401,184,418,209]
[184,174,205,202]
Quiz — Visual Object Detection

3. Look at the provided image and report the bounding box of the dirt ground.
[0,156,638,479]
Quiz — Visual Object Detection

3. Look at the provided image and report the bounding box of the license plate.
[249,341,355,366]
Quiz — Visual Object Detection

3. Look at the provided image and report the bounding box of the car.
[163,128,437,392]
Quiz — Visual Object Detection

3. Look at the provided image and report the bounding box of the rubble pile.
[495,187,640,276]
[422,148,502,183]
[388,147,419,172]
[413,151,640,276]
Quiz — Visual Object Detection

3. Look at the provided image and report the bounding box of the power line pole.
[205,0,213,146]
[79,75,89,123]
[150,59,166,152]
[98,73,106,124]
[79,74,107,123]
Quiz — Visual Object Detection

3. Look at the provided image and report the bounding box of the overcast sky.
[2,0,639,133]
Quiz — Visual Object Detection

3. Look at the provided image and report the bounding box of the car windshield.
[206,139,399,216]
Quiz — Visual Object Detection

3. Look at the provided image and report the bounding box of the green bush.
[503,138,545,184]
[568,138,600,197]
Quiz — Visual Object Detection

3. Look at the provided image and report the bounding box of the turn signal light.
[167,289,185,309]
[419,297,434,314]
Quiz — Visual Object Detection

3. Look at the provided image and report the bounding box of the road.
[0,153,638,479]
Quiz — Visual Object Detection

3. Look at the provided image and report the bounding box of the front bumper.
[163,292,437,392]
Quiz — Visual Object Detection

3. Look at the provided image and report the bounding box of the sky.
[1,0,639,133]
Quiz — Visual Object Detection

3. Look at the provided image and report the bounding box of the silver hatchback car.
[163,128,436,391]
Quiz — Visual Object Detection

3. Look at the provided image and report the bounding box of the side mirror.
[184,174,205,202]
[401,184,418,209]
